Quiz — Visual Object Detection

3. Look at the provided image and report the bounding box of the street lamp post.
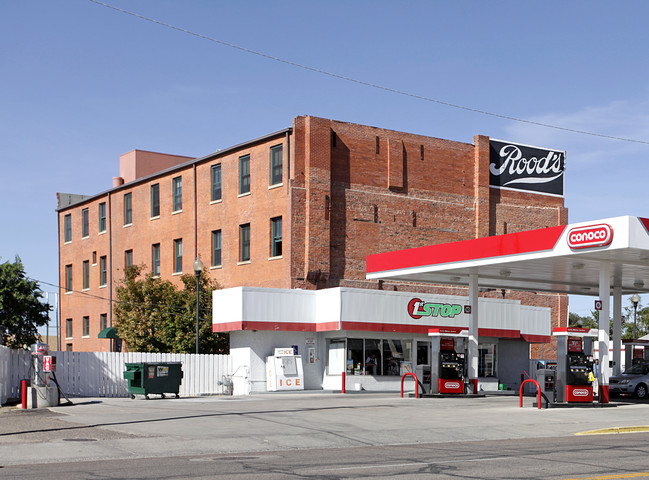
[631,293,641,340]
[193,257,204,355]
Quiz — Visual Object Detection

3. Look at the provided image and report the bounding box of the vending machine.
[31,342,51,387]
[266,347,305,391]
[429,328,467,394]
[536,366,556,403]
[553,328,596,403]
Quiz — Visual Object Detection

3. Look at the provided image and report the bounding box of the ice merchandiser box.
[266,348,305,391]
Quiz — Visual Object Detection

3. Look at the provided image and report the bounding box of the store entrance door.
[415,341,431,393]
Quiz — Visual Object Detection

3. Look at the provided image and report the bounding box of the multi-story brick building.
[57,115,568,353]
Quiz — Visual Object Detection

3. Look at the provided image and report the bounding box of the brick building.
[57,115,568,353]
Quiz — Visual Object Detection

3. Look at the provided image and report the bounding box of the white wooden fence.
[0,346,31,404]
[0,346,233,403]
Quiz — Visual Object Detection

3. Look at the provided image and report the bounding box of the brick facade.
[57,116,568,352]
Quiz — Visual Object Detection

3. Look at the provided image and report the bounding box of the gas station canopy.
[367,215,649,402]
[367,216,649,297]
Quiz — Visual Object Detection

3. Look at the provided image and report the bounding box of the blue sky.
[2,0,649,323]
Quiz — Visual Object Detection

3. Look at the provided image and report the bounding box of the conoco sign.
[444,382,461,389]
[572,389,590,397]
[567,224,613,249]
[489,139,565,196]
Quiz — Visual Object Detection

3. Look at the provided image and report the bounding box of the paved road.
[4,434,649,479]
[2,393,649,478]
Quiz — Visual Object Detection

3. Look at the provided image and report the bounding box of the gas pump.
[623,339,649,370]
[553,328,597,403]
[428,327,467,394]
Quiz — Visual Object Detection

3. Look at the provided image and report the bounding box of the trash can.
[123,362,183,399]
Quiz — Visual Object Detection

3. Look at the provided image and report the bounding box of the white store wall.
[216,287,552,394]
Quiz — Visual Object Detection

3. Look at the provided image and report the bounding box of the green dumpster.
[123,362,183,399]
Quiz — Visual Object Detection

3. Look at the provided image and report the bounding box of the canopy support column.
[598,262,611,403]
[613,286,622,377]
[468,274,479,394]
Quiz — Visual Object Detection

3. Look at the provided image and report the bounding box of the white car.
[609,363,649,399]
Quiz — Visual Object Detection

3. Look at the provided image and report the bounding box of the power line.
[87,0,649,146]
[33,278,214,318]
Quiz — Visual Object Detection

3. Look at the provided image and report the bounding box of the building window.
[66,318,73,338]
[81,208,89,238]
[100,313,108,331]
[341,338,412,376]
[66,343,73,351]
[270,145,283,186]
[99,256,107,286]
[124,192,132,225]
[173,239,183,273]
[152,243,161,276]
[83,316,90,337]
[151,183,160,218]
[92,251,97,265]
[271,217,282,257]
[64,214,72,242]
[211,164,222,201]
[239,223,250,262]
[82,260,90,290]
[239,155,250,195]
[65,265,72,292]
[98,202,106,233]
[125,249,133,268]
[172,176,182,211]
[211,230,222,267]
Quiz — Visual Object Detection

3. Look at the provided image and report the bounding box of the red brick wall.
[59,134,291,352]
[291,117,567,286]
[59,195,112,352]
[290,116,568,358]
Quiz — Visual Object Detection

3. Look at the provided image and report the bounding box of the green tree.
[114,265,228,353]
[568,312,598,330]
[623,297,649,339]
[569,310,615,336]
[171,273,228,354]
[570,297,649,340]
[0,257,51,349]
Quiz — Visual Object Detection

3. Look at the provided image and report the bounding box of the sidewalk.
[1,393,648,466]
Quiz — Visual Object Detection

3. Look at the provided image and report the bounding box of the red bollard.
[342,371,346,394]
[21,379,28,409]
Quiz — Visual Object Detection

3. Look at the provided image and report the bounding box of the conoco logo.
[567,224,613,249]
[573,389,589,396]
[445,382,461,389]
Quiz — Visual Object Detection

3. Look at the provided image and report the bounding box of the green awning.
[98,327,119,339]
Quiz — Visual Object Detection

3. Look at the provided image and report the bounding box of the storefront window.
[330,337,413,377]
[364,339,381,375]
[383,340,413,376]
[347,339,363,375]
[479,344,497,377]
